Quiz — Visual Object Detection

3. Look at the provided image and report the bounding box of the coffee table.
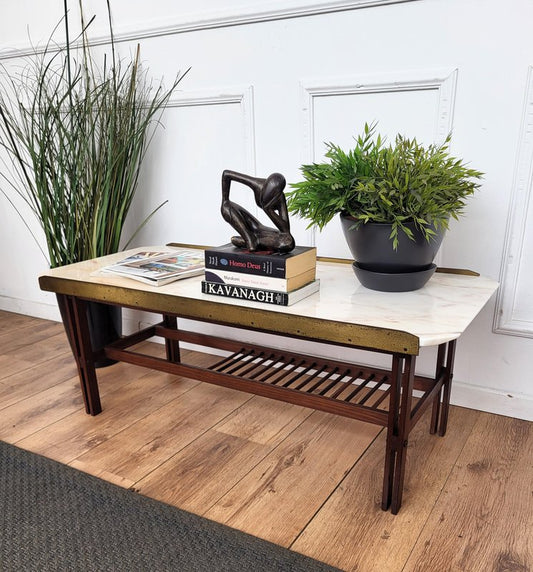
[39,245,498,513]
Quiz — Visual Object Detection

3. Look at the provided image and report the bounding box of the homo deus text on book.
[229,259,262,271]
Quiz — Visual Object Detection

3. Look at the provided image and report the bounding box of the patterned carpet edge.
[0,441,341,572]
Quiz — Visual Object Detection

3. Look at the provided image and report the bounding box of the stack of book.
[202,243,319,306]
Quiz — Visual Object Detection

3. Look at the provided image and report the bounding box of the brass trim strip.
[166,242,210,250]
[317,256,480,276]
[435,267,480,276]
[38,275,420,355]
[316,256,353,265]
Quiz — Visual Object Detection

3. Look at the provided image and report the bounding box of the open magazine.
[101,249,204,286]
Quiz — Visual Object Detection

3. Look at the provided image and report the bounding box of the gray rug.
[0,441,340,571]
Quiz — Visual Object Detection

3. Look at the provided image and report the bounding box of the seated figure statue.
[220,169,295,253]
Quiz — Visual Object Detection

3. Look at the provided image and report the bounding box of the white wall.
[1,0,532,421]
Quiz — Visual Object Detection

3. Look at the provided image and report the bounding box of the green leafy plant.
[287,123,483,249]
[0,0,188,267]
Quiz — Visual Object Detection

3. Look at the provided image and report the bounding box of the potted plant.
[0,1,188,362]
[287,123,483,291]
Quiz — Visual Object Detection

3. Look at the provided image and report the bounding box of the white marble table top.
[40,246,499,349]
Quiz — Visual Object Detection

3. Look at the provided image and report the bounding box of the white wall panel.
[125,87,256,247]
[300,69,457,256]
[494,66,533,337]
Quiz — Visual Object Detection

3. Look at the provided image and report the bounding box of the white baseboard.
[2,298,532,421]
[0,296,61,322]
[450,380,533,422]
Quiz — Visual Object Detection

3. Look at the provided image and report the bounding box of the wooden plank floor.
[1,310,531,571]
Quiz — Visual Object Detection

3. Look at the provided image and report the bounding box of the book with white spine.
[203,267,316,293]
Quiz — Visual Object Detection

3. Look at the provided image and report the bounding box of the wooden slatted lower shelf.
[208,347,392,410]
[104,322,444,431]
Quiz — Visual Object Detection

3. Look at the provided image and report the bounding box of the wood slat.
[403,413,533,572]
[135,396,313,512]
[0,320,65,355]
[70,383,253,483]
[0,379,85,443]
[0,310,46,334]
[0,353,78,411]
[291,407,481,571]
[204,411,382,546]
[14,363,204,463]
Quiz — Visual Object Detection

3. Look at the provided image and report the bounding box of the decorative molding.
[493,66,533,337]
[299,68,458,245]
[300,68,458,161]
[166,86,256,175]
[0,0,418,61]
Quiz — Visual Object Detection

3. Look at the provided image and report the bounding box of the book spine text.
[201,281,289,305]
[204,269,292,291]
[205,251,286,278]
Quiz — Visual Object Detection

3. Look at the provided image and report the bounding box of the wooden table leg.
[382,354,416,514]
[390,355,415,514]
[430,343,447,434]
[163,314,180,363]
[57,294,102,416]
[381,354,403,511]
[438,340,456,436]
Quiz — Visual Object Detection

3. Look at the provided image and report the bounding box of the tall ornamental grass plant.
[0,0,188,267]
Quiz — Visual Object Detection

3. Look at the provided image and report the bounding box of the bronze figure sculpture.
[221,169,295,253]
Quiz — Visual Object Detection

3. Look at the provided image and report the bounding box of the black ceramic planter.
[340,213,445,291]
[58,297,122,368]
[86,301,122,367]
